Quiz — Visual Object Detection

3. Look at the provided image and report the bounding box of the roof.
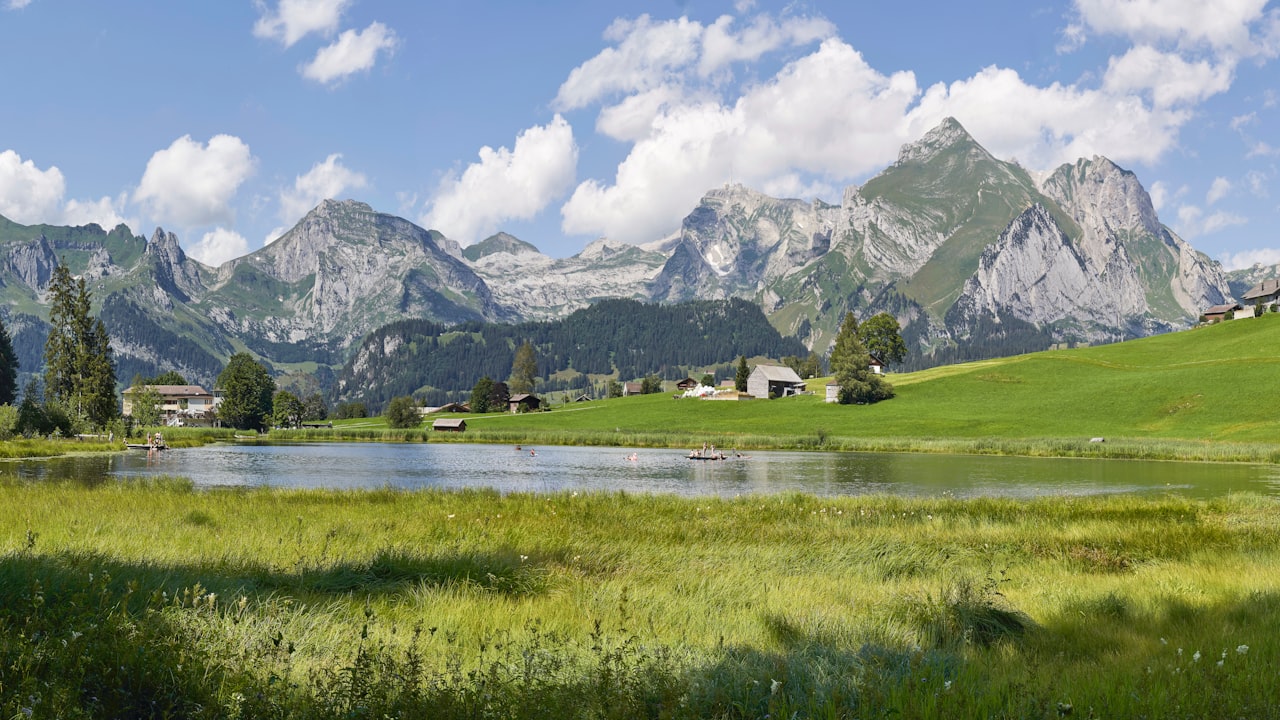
[509,393,538,403]
[749,364,804,383]
[624,382,643,391]
[432,418,466,428]
[123,384,211,397]
[1204,303,1243,314]
[1242,278,1280,301]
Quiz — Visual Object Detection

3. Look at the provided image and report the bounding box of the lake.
[3,441,1278,498]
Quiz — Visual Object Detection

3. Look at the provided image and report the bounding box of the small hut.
[432,418,467,432]
[508,394,542,413]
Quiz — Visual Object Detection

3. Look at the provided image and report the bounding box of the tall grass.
[4,483,1280,717]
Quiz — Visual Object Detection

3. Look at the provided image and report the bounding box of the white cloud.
[1231,111,1257,130]
[1245,170,1269,197]
[301,21,397,84]
[0,149,65,224]
[1149,181,1170,211]
[5,0,33,9]
[187,227,250,267]
[555,15,704,111]
[279,153,368,222]
[1220,247,1280,270]
[62,194,132,231]
[595,86,691,142]
[1102,45,1233,107]
[1072,0,1274,56]
[1175,204,1246,238]
[134,134,256,228]
[423,115,578,245]
[698,13,835,77]
[254,0,350,47]
[1207,176,1232,204]
[1248,141,1280,157]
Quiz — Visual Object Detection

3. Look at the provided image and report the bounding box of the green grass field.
[286,315,1280,462]
[4,482,1280,718]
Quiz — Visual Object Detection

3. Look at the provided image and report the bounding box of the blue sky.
[1,1,1277,270]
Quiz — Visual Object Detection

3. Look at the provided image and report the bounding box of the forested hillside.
[335,298,806,409]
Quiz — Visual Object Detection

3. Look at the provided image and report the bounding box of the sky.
[1,1,1278,271]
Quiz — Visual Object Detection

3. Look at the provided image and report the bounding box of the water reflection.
[4,442,1278,498]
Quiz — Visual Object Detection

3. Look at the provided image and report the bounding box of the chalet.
[572,393,592,402]
[675,377,699,391]
[1241,278,1280,309]
[508,393,542,413]
[437,402,470,413]
[746,365,806,399]
[622,382,644,397]
[868,353,886,375]
[1202,302,1243,323]
[432,418,467,432]
[121,384,222,427]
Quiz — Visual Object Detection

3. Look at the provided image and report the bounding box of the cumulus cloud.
[254,0,350,47]
[1220,247,1280,270]
[1207,177,1232,204]
[1245,170,1269,197]
[62,194,132,230]
[555,15,703,111]
[698,13,835,76]
[0,149,65,224]
[301,21,397,84]
[134,134,255,228]
[1102,45,1233,107]
[423,115,578,245]
[1148,180,1170,211]
[5,0,33,9]
[279,153,368,222]
[187,227,251,267]
[1072,0,1275,56]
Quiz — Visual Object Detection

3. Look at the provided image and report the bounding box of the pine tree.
[42,263,117,428]
[830,312,894,405]
[509,342,538,395]
[0,314,17,406]
[735,355,749,392]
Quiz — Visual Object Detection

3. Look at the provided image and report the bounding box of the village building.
[1241,278,1280,310]
[868,353,886,375]
[746,365,806,399]
[622,381,644,396]
[121,384,222,427]
[825,382,840,403]
[508,393,542,413]
[675,377,699,391]
[432,418,467,432]
[1202,302,1243,323]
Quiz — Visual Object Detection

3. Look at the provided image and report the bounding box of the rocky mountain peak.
[462,232,543,262]
[1040,156,1162,239]
[146,227,204,300]
[896,117,986,165]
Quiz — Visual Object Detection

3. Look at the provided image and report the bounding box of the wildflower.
[770,679,782,695]
[520,555,528,562]
[1237,644,1249,655]
[447,514,455,519]
[69,631,82,641]
[944,680,952,690]
[1217,660,1224,668]
[1177,648,1183,657]
[1160,637,1167,645]
[1193,650,1201,662]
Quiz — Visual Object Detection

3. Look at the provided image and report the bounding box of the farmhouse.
[508,393,542,413]
[675,377,699,391]
[1202,302,1243,323]
[746,365,806,399]
[121,384,222,427]
[1242,278,1280,309]
[432,418,466,432]
[622,382,644,396]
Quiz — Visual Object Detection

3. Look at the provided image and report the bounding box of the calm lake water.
[4,442,1279,499]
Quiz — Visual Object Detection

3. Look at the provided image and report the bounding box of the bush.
[333,401,368,420]
[0,404,16,441]
[384,396,421,429]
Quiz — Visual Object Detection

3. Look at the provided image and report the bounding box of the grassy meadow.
[4,480,1280,718]
[279,314,1280,462]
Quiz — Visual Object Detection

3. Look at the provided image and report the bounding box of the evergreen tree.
[700,373,715,387]
[0,314,17,406]
[384,396,420,429]
[735,355,749,392]
[42,263,118,428]
[830,312,894,405]
[471,376,494,413]
[217,352,276,430]
[509,342,538,395]
[856,312,908,366]
[607,379,623,398]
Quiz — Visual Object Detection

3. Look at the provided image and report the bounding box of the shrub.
[384,396,421,429]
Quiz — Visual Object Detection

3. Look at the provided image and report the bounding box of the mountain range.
[0,118,1261,400]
